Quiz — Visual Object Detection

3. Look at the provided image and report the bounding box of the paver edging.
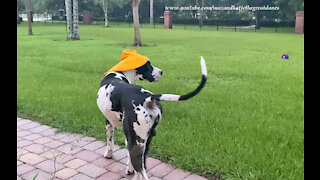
[17,117,208,180]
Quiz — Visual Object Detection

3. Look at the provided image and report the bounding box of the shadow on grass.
[205,173,223,180]
[103,43,158,48]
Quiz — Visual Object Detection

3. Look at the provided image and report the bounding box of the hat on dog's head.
[104,50,149,76]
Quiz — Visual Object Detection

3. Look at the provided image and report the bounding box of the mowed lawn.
[17,23,304,179]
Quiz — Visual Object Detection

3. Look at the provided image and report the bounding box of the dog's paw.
[125,166,134,175]
[104,150,113,159]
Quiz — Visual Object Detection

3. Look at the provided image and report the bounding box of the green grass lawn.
[17,22,304,180]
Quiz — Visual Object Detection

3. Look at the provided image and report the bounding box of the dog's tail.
[151,56,207,102]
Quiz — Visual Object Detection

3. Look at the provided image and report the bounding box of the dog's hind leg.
[104,119,114,159]
[125,139,135,175]
[129,143,148,180]
[123,119,148,179]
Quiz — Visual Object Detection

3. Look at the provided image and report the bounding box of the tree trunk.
[132,0,142,46]
[199,13,203,28]
[65,0,73,39]
[17,0,20,24]
[198,0,204,28]
[72,0,80,40]
[150,0,153,24]
[102,0,109,27]
[25,0,32,35]
[254,11,261,29]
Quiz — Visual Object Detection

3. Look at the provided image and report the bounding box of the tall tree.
[72,0,80,39]
[131,0,142,46]
[94,0,120,28]
[149,0,153,24]
[65,0,73,39]
[198,0,204,28]
[24,0,33,35]
[65,0,80,40]
[17,0,20,24]
[274,0,304,21]
[102,0,110,27]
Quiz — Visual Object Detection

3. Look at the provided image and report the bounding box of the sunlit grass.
[17,22,303,179]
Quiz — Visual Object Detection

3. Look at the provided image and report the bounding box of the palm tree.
[72,0,80,39]
[150,0,153,24]
[24,0,32,35]
[65,0,80,40]
[65,0,73,39]
[132,0,142,46]
[17,0,20,24]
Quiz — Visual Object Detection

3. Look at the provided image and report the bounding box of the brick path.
[17,117,207,180]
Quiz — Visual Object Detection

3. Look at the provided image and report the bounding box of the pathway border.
[17,117,207,180]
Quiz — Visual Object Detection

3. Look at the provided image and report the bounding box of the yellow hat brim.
[104,50,149,76]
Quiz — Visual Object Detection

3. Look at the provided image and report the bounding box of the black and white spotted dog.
[97,57,207,180]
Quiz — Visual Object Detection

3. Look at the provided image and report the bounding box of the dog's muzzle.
[152,67,163,82]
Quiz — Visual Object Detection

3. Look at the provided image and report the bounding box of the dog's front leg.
[104,119,114,159]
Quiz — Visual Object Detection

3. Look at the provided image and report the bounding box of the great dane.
[97,56,207,180]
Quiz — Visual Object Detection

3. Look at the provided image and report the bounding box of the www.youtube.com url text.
[164,5,280,12]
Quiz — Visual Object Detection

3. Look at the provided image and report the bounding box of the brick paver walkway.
[17,117,207,180]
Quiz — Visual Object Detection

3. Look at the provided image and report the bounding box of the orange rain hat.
[104,50,149,76]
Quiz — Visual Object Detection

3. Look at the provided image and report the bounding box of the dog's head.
[135,61,162,82]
